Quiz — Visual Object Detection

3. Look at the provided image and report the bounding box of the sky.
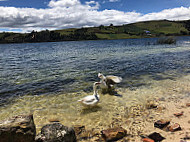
[0,0,190,33]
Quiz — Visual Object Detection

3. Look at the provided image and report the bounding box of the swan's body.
[78,82,100,106]
[98,73,122,89]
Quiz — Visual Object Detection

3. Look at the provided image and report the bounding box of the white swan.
[98,73,122,89]
[78,82,100,106]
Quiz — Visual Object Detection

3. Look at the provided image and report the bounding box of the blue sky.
[1,0,190,13]
[0,0,190,32]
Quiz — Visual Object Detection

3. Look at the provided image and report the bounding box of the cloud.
[48,0,80,7]
[85,1,100,9]
[0,0,190,33]
[109,0,119,2]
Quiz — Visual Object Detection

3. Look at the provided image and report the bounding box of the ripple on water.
[0,73,190,133]
[1,38,190,133]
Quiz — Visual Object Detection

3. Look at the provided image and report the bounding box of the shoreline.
[0,90,190,141]
[1,74,190,141]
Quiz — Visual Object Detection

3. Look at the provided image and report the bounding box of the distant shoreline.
[0,19,190,44]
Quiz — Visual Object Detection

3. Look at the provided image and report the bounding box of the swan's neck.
[94,93,99,101]
[101,75,106,81]
[93,82,99,101]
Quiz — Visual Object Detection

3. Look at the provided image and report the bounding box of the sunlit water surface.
[0,37,190,132]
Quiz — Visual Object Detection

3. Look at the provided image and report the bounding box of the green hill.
[0,20,190,43]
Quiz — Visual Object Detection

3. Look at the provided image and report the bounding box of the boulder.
[101,127,127,142]
[0,114,36,142]
[35,123,76,142]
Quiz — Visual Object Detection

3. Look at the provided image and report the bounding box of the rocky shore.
[0,95,190,142]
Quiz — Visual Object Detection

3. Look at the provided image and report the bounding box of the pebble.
[154,119,170,129]
[174,111,184,117]
[148,132,165,142]
[167,123,182,132]
[142,138,155,142]
[186,103,190,107]
[101,127,127,141]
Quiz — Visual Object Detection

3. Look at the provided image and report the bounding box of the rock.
[167,123,182,132]
[142,138,155,142]
[0,114,36,142]
[48,118,60,123]
[146,101,158,109]
[35,123,76,142]
[73,125,85,136]
[73,125,99,141]
[182,136,190,140]
[173,111,184,117]
[101,127,127,142]
[186,103,190,107]
[154,119,170,129]
[148,132,165,142]
[78,129,99,140]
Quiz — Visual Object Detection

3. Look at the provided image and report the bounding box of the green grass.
[132,20,188,34]
[96,33,139,39]
[0,20,189,43]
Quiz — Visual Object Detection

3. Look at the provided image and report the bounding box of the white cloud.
[85,1,100,9]
[109,0,119,2]
[0,0,189,33]
[48,0,80,7]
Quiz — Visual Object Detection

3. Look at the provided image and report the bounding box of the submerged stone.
[0,114,36,142]
[73,125,99,141]
[73,125,85,136]
[101,127,127,142]
[35,123,76,142]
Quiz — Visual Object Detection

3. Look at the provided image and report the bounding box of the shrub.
[157,36,176,44]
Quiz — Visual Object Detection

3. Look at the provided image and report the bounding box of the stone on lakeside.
[173,111,184,117]
[167,123,182,132]
[148,132,165,142]
[35,123,76,142]
[142,138,155,142]
[186,103,190,107]
[154,119,170,129]
[0,114,36,142]
[101,127,127,142]
[146,101,158,109]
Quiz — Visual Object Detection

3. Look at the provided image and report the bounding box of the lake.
[0,37,190,132]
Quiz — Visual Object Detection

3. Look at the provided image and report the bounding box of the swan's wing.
[78,95,96,103]
[84,98,99,105]
[80,95,99,105]
[78,95,93,101]
[84,98,96,103]
[106,75,122,83]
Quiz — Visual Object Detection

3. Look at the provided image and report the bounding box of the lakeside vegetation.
[0,19,190,43]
